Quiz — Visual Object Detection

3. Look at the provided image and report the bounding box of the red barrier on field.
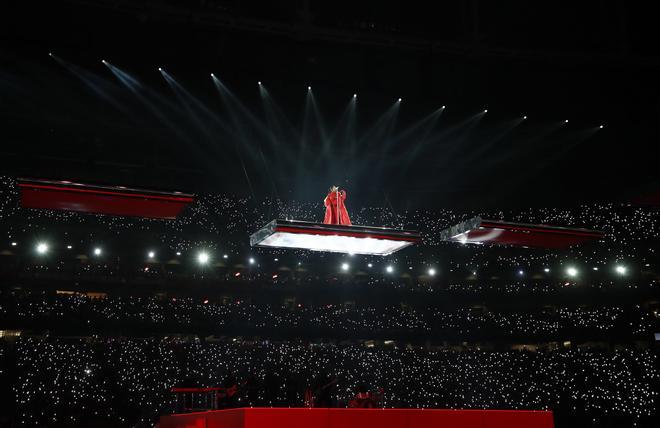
[157,408,554,428]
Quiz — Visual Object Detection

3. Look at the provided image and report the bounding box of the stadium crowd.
[0,338,657,428]
[0,293,656,340]
[1,176,659,428]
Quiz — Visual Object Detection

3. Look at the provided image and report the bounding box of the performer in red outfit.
[323,186,352,225]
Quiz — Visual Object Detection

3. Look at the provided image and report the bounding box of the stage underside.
[250,220,421,256]
[158,408,554,428]
[439,216,604,249]
[17,178,194,219]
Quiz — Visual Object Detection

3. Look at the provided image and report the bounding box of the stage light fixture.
[592,267,599,271]
[307,86,311,90]
[386,265,394,273]
[210,73,214,77]
[197,252,209,265]
[615,265,627,275]
[599,125,604,129]
[48,52,53,57]
[36,242,49,254]
[258,81,262,85]
[66,245,72,250]
[341,263,349,271]
[353,94,357,98]
[93,247,102,256]
[544,268,550,273]
[428,268,436,276]
[176,252,181,256]
[367,263,373,268]
[249,257,255,265]
[566,267,578,277]
[11,242,17,247]
[148,251,155,259]
[523,116,527,119]
[518,270,524,275]
[398,98,402,102]
[564,119,569,123]
[223,254,228,259]
[158,67,162,71]
[442,105,446,109]
[484,109,488,113]
[101,59,107,64]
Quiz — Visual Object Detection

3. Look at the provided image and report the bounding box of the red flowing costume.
[323,189,352,225]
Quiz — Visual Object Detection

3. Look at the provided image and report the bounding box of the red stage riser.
[157,408,554,428]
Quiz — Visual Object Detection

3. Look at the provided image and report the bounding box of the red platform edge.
[17,178,194,219]
[157,408,554,428]
[440,217,604,249]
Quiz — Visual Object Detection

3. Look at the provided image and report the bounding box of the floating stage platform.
[439,216,603,249]
[250,220,421,256]
[17,178,194,219]
[158,407,554,428]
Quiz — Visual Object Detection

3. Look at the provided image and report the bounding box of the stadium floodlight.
[566,267,578,277]
[36,242,48,254]
[615,265,627,275]
[428,268,436,276]
[93,247,102,256]
[197,252,210,265]
[341,263,349,271]
[386,265,394,273]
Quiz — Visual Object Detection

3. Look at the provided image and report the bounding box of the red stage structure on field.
[439,216,603,249]
[157,408,554,428]
[17,178,194,219]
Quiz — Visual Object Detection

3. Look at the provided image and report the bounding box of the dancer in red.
[323,186,351,225]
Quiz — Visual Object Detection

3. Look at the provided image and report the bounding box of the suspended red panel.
[251,219,421,256]
[17,178,194,219]
[440,217,603,249]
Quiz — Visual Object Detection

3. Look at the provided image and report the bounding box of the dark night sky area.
[1,1,659,211]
